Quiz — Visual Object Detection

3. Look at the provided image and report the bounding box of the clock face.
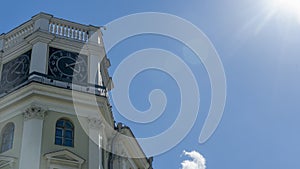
[48,48,88,83]
[0,50,31,92]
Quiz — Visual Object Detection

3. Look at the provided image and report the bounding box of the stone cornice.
[31,12,53,22]
[25,30,55,45]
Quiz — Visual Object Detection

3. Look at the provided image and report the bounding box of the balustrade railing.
[0,14,99,51]
[2,21,34,50]
[49,18,90,42]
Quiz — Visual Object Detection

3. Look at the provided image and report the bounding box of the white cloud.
[181,150,206,169]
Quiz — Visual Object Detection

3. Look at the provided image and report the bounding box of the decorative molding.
[88,117,104,130]
[23,105,47,121]
[0,156,16,169]
[44,149,84,169]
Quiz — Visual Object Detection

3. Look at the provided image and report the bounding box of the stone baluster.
[63,25,67,37]
[78,29,82,41]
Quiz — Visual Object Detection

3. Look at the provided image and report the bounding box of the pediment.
[44,149,84,165]
[0,156,16,168]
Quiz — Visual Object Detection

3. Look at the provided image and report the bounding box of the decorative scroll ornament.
[23,105,46,120]
[88,117,104,130]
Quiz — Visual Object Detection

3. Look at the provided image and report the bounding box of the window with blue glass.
[55,119,74,147]
[1,122,15,153]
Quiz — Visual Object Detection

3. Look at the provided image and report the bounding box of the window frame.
[55,118,74,147]
[0,122,15,153]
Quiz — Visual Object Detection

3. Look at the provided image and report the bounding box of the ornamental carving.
[23,105,46,120]
[88,117,104,129]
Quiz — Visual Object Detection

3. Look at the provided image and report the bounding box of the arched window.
[55,119,74,147]
[1,122,15,153]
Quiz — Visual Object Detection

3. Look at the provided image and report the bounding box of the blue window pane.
[65,130,73,139]
[55,138,62,145]
[55,129,63,137]
[56,120,64,127]
[65,121,73,129]
[64,139,73,146]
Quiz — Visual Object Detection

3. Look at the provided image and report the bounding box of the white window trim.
[45,150,85,169]
[0,156,16,169]
[49,163,78,169]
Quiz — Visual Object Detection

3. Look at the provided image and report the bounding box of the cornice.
[31,12,53,21]
[0,82,110,122]
[25,30,55,45]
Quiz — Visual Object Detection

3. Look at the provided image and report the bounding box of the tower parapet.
[0,12,112,98]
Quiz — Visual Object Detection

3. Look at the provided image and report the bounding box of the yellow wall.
[40,111,89,169]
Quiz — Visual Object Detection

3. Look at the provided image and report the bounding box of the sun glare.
[267,0,300,21]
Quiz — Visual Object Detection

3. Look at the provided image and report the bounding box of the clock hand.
[15,71,23,75]
[68,66,80,73]
[10,61,23,74]
[13,63,21,72]
[65,61,84,68]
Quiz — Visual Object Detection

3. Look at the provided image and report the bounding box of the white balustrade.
[2,21,34,50]
[49,18,90,42]
[0,14,99,51]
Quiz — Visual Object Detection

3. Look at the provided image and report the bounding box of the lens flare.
[267,0,300,21]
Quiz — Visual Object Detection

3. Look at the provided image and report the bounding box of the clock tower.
[0,13,153,169]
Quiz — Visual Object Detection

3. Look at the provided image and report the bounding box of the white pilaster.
[19,105,46,169]
[89,54,101,84]
[30,42,48,75]
[29,13,52,78]
[87,28,106,85]
[88,118,105,169]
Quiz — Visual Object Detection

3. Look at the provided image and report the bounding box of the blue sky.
[1,0,300,168]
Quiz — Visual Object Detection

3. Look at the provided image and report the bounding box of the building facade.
[0,13,153,169]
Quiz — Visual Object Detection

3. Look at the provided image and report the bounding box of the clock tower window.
[55,118,74,147]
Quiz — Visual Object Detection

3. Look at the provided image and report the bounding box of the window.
[55,119,74,147]
[0,123,15,153]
